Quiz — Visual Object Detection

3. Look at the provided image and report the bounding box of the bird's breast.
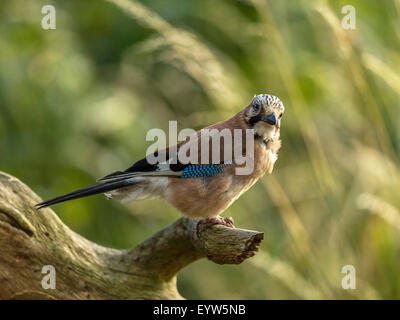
[165,141,276,218]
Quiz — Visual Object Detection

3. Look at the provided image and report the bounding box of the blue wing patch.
[181,163,231,178]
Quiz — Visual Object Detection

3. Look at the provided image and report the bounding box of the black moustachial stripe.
[248,114,262,126]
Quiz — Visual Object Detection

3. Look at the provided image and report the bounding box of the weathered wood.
[0,172,263,299]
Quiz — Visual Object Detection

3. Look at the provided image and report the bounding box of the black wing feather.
[98,147,189,181]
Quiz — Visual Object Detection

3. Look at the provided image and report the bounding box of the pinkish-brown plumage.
[165,107,282,218]
[36,94,285,221]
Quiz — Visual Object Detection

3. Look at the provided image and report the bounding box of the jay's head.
[244,94,285,141]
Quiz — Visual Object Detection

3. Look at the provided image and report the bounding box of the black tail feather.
[36,178,138,209]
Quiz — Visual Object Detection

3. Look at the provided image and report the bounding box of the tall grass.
[1,0,399,299]
[104,0,400,299]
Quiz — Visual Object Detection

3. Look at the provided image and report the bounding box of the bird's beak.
[262,114,277,125]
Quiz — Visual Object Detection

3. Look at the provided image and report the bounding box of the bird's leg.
[197,216,235,233]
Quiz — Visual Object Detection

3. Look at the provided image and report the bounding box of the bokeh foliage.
[1,0,400,299]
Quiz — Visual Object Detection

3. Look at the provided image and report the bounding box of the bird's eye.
[279,114,283,119]
[252,104,260,114]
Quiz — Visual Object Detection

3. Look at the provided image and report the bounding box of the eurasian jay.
[36,94,284,226]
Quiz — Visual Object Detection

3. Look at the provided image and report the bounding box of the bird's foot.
[221,216,235,228]
[197,216,235,233]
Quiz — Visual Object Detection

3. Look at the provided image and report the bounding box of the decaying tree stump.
[0,171,263,299]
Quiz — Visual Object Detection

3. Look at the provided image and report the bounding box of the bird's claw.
[222,217,235,228]
[197,216,235,233]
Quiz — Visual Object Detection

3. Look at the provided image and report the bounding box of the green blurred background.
[1,0,400,299]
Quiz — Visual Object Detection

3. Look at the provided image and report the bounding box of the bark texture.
[0,172,263,299]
